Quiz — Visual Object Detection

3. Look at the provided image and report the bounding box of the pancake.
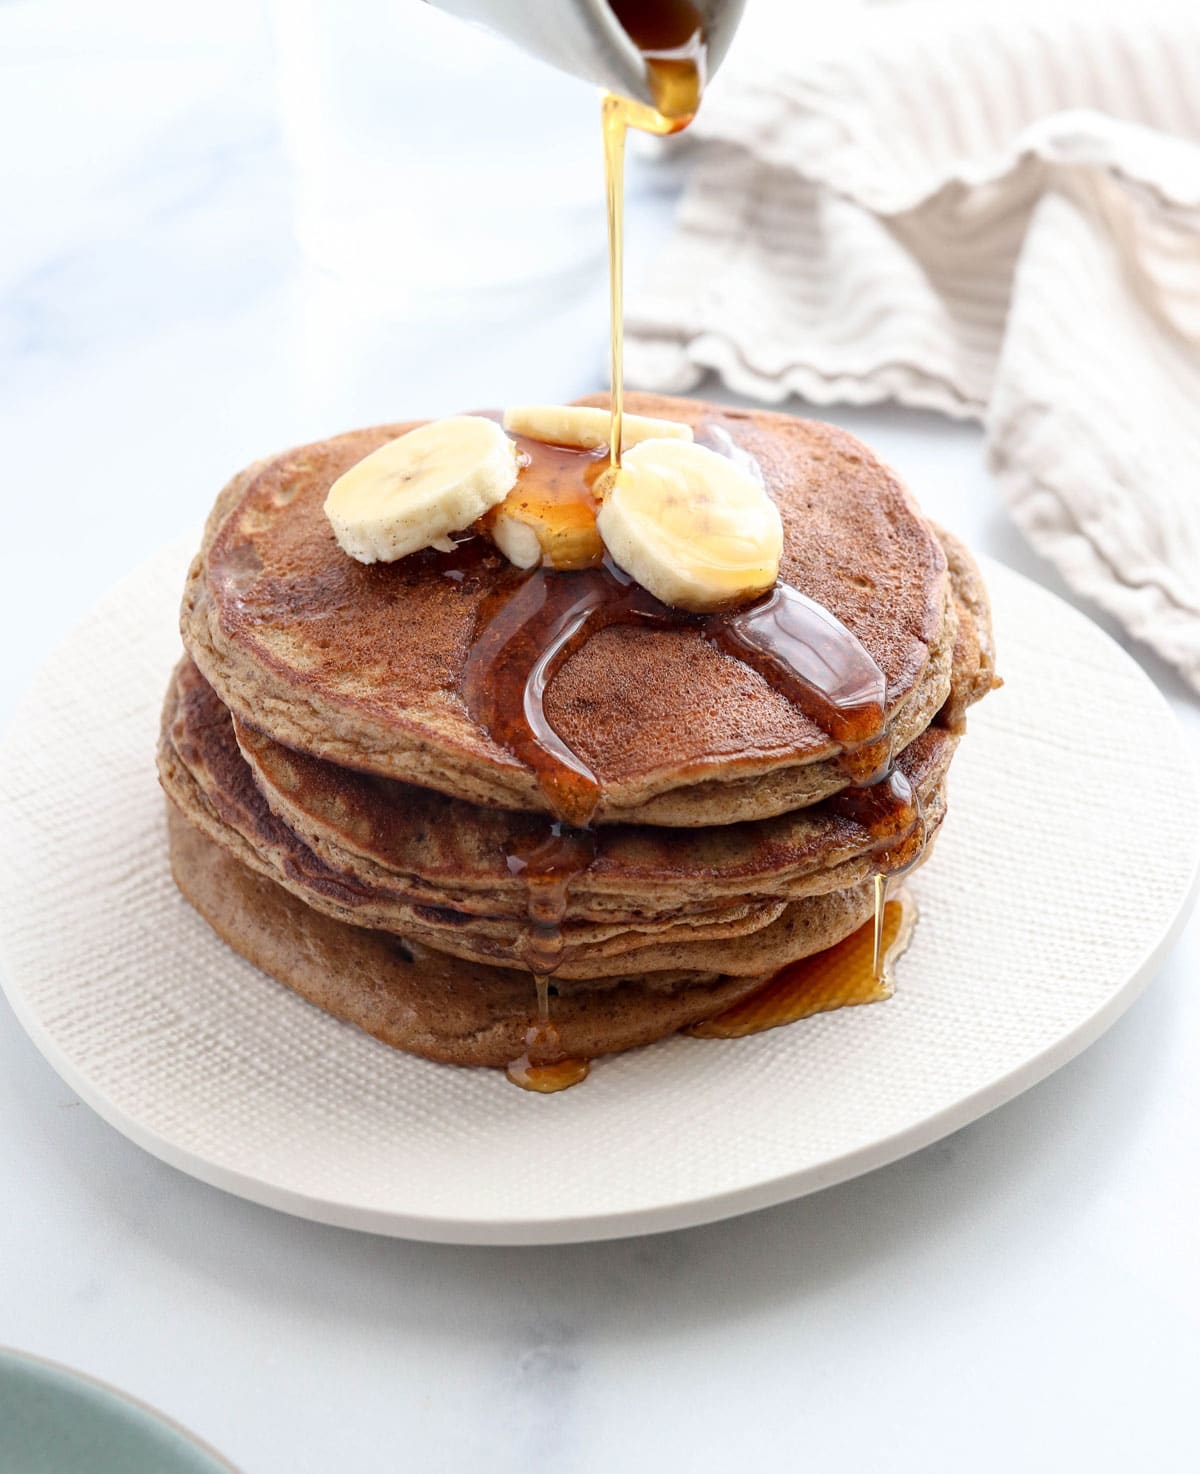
[222,676,956,918]
[158,670,790,967]
[238,706,953,919]
[161,396,999,1075]
[181,393,987,826]
[158,658,949,976]
[167,808,887,1067]
[935,526,1000,731]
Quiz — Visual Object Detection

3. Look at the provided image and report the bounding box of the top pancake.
[182,393,973,827]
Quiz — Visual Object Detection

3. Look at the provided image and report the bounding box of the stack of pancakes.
[159,394,996,1068]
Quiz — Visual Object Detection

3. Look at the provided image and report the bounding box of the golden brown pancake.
[161,396,998,1072]
[181,393,985,826]
[167,808,886,1068]
[935,526,1000,731]
[158,657,949,977]
[237,701,953,917]
[222,677,955,915]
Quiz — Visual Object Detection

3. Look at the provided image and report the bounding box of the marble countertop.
[2,4,1198,1471]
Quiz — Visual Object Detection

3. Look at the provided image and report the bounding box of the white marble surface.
[2,3,1198,1471]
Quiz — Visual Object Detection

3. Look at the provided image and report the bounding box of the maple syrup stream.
[602,0,704,468]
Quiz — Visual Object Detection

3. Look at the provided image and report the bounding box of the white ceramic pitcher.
[425,0,747,106]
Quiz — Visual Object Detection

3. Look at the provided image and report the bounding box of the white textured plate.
[0,545,1197,1245]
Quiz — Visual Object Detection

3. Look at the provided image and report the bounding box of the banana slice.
[324,416,518,563]
[503,404,693,452]
[486,497,604,571]
[596,439,783,612]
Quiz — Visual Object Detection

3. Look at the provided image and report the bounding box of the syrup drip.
[829,759,927,979]
[830,763,926,872]
[872,873,889,984]
[503,821,597,974]
[686,886,918,1040]
[715,585,887,747]
[505,973,591,1094]
[462,558,894,830]
[463,562,671,826]
[501,808,596,1093]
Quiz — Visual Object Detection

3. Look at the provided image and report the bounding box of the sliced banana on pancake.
[324,416,518,563]
[597,439,783,612]
[486,499,604,571]
[503,404,692,451]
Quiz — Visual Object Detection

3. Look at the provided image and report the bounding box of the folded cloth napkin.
[626,0,1200,692]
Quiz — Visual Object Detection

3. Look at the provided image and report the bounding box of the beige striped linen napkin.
[626,0,1200,692]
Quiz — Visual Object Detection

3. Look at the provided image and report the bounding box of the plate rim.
[4,855,1196,1245]
[1,547,1197,1245]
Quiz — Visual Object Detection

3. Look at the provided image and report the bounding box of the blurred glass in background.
[272,0,606,318]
